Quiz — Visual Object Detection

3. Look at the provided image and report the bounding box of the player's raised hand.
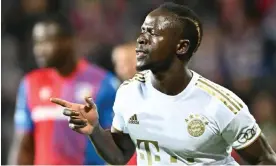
[50,97,99,135]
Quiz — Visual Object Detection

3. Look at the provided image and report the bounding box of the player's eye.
[150,30,157,36]
[141,27,146,33]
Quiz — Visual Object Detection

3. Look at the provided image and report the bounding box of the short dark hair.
[35,13,74,37]
[159,2,203,57]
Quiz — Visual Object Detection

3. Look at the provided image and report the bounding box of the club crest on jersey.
[75,82,93,102]
[185,114,209,137]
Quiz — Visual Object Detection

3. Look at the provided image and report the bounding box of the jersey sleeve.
[14,78,34,132]
[112,84,129,133]
[95,72,120,129]
[221,105,261,150]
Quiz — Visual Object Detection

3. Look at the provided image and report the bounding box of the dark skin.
[33,21,77,76]
[51,9,276,165]
[10,21,78,165]
[237,133,276,164]
[135,9,191,95]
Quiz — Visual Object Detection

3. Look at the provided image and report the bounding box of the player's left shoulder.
[193,74,253,132]
[212,80,247,115]
[194,73,247,117]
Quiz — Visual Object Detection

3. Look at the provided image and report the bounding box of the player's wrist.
[89,122,100,136]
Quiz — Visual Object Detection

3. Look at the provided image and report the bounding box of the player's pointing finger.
[50,98,72,108]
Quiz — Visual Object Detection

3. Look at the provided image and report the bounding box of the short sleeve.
[222,106,261,150]
[14,78,34,132]
[112,87,129,133]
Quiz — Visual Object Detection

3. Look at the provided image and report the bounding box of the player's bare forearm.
[258,134,276,164]
[237,133,276,165]
[88,124,135,165]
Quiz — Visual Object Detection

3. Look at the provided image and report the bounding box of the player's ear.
[176,39,190,55]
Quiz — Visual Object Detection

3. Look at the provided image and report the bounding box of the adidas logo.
[128,114,139,124]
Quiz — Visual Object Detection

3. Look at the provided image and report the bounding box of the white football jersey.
[112,70,261,165]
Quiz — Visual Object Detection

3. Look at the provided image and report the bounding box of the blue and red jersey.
[14,59,119,165]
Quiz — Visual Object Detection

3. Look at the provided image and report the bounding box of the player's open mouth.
[136,49,148,59]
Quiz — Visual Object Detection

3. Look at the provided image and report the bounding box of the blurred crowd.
[2,0,276,164]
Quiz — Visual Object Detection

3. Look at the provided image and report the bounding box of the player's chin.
[37,62,48,68]
[35,59,46,68]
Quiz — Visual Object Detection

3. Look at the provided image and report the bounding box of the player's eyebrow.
[142,24,154,28]
[142,22,154,29]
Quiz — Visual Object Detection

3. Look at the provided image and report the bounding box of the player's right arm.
[8,79,34,165]
[50,88,135,165]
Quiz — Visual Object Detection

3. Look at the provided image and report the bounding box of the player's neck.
[55,56,78,77]
[150,65,192,96]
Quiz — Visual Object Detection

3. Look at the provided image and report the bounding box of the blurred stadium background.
[1,0,276,164]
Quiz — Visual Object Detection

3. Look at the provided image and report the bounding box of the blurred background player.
[112,42,137,81]
[8,13,119,165]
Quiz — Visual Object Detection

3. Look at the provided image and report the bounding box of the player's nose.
[137,34,148,45]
